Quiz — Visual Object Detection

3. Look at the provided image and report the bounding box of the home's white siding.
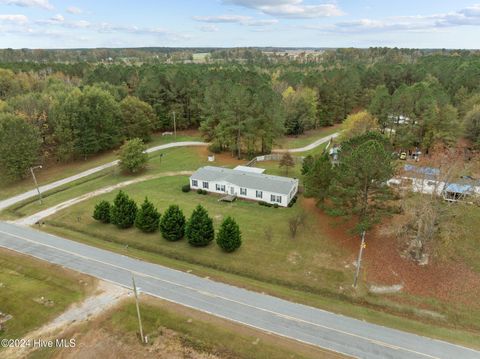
[190,177,297,207]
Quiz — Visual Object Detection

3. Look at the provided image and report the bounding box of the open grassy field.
[0,131,203,201]
[0,146,221,220]
[0,249,94,341]
[29,297,341,359]
[45,175,350,294]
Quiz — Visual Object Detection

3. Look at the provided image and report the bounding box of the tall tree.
[160,205,186,241]
[331,134,393,231]
[120,96,155,141]
[119,138,148,173]
[0,113,40,182]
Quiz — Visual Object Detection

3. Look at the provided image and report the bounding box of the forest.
[1,47,480,183]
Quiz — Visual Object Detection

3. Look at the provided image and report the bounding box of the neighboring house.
[388,164,480,202]
[189,166,299,207]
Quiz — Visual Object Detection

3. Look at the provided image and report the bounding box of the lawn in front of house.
[44,174,349,294]
[0,249,94,341]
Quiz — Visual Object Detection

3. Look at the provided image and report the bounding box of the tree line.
[1,50,480,182]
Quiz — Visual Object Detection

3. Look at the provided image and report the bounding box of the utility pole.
[29,165,43,204]
[132,274,145,344]
[173,111,177,140]
[353,231,366,288]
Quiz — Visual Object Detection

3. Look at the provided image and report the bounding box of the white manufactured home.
[189,166,299,207]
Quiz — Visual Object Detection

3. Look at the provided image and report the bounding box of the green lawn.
[0,131,203,201]
[45,175,349,294]
[275,126,339,150]
[0,146,212,220]
[0,250,93,340]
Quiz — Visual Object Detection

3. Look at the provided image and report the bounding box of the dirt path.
[3,281,129,359]
[14,171,193,226]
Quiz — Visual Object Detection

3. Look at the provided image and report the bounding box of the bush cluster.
[197,189,208,195]
[93,192,242,253]
[258,201,279,208]
[181,184,191,192]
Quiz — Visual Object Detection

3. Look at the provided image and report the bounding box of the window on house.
[256,190,263,198]
[276,196,282,203]
[270,194,275,202]
[192,179,198,187]
[221,185,225,192]
[203,181,209,189]
[270,195,282,203]
[240,188,247,196]
[216,184,220,191]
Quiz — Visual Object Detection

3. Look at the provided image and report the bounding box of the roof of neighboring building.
[444,182,474,194]
[233,165,265,174]
[190,166,298,195]
[403,164,440,179]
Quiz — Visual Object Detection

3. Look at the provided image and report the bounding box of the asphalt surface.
[0,221,478,359]
[0,141,207,211]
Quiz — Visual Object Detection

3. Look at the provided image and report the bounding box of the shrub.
[216,217,242,253]
[288,195,298,208]
[119,138,148,173]
[258,201,272,207]
[181,184,191,193]
[208,141,222,154]
[197,189,207,195]
[159,205,186,241]
[273,203,279,208]
[110,191,137,229]
[135,197,161,233]
[186,205,215,247]
[93,200,111,223]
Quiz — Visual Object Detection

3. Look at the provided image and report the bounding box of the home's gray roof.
[191,166,298,195]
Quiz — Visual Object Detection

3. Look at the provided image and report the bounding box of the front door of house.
[230,187,234,195]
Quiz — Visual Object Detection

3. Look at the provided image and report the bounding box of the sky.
[0,0,480,49]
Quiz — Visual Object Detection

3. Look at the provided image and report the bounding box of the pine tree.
[216,217,242,253]
[110,191,137,229]
[186,205,214,247]
[135,197,161,233]
[159,205,186,241]
[93,200,111,223]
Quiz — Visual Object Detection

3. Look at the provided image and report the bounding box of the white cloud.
[199,24,220,32]
[223,0,344,19]
[66,6,82,14]
[0,14,28,24]
[193,14,278,26]
[309,4,480,34]
[0,0,53,10]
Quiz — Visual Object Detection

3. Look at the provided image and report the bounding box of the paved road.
[0,141,207,211]
[0,222,478,359]
[272,132,339,153]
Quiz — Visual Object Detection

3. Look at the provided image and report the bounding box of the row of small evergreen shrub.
[93,191,241,252]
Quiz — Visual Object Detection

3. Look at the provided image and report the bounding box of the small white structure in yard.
[190,166,298,207]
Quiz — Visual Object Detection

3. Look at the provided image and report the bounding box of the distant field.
[0,249,94,341]
[0,131,203,201]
